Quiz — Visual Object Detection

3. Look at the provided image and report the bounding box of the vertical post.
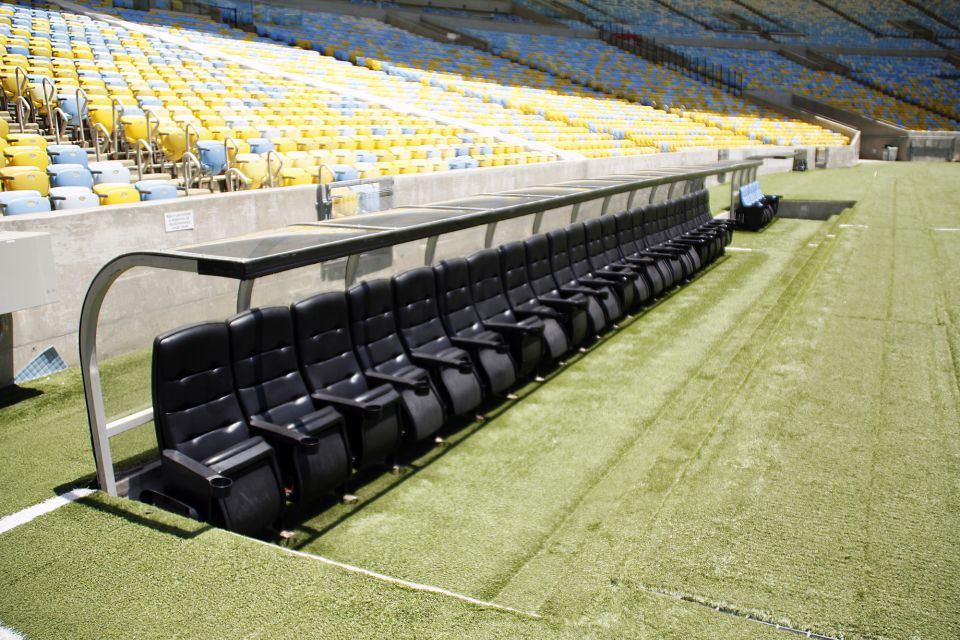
[0,313,12,387]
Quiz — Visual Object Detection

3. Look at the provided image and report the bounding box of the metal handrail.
[183,122,200,159]
[91,122,112,162]
[134,139,154,181]
[40,77,59,143]
[265,149,283,188]
[225,166,252,191]
[109,97,123,155]
[222,136,240,191]
[53,107,71,143]
[13,67,31,125]
[179,150,207,196]
[79,158,763,496]
[14,96,31,133]
[74,87,90,144]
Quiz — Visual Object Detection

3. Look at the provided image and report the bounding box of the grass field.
[1,162,958,639]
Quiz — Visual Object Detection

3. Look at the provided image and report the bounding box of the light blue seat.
[57,95,89,124]
[0,190,42,214]
[47,164,94,189]
[196,141,227,175]
[88,161,131,185]
[135,180,178,201]
[329,164,359,181]
[47,144,89,167]
[49,186,97,210]
[4,194,52,215]
[247,138,274,155]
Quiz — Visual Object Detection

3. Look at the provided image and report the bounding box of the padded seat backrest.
[498,241,538,310]
[435,257,484,336]
[227,306,315,427]
[152,321,250,462]
[392,267,451,352]
[525,234,563,297]
[599,215,626,264]
[583,218,609,268]
[347,279,411,372]
[291,291,368,399]
[466,248,513,322]
[546,228,577,286]
[615,210,640,255]
[565,223,594,279]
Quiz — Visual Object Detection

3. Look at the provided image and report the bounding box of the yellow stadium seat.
[0,166,49,195]
[7,133,46,150]
[279,167,311,186]
[3,145,47,169]
[233,153,267,188]
[94,183,139,205]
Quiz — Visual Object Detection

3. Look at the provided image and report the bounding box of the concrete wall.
[0,146,853,373]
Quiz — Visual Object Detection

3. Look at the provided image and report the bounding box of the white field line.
[0,489,94,536]
[726,247,753,252]
[0,625,25,640]
[239,534,542,619]
[933,227,960,232]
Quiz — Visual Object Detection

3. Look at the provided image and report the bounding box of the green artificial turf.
[1,162,958,639]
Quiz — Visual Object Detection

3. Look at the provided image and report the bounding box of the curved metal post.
[79,254,199,496]
[74,87,90,144]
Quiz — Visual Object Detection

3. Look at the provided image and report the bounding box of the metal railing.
[79,159,762,497]
[599,27,744,96]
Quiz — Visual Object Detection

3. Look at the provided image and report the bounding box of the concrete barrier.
[0,146,853,371]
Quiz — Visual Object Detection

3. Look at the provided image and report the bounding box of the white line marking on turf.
[725,247,753,252]
[0,489,94,535]
[240,534,541,619]
[933,227,960,232]
[0,624,26,639]
[839,224,868,229]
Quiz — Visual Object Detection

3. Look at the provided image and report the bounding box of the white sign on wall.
[164,210,195,233]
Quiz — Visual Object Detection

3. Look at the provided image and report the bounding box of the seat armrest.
[365,370,431,395]
[578,276,614,288]
[161,449,232,499]
[483,320,543,335]
[450,335,510,353]
[539,295,588,310]
[622,255,656,265]
[560,285,608,300]
[410,350,473,374]
[310,390,384,418]
[514,307,563,321]
[248,418,320,452]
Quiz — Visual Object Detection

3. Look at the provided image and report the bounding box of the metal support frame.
[80,160,762,496]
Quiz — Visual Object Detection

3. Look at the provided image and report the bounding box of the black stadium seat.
[559,224,629,321]
[498,240,571,361]
[543,230,613,334]
[639,205,697,279]
[392,268,485,416]
[434,257,518,395]
[346,279,446,442]
[291,291,404,470]
[152,321,285,537]
[600,214,666,298]
[522,234,591,347]
[614,209,674,292]
[227,307,353,503]
[583,217,652,307]
[466,248,545,379]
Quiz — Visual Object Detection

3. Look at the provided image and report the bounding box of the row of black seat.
[149,189,735,537]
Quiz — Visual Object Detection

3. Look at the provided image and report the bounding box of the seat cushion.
[202,436,274,475]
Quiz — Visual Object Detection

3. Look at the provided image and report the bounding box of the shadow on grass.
[73,493,214,540]
[0,384,43,410]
